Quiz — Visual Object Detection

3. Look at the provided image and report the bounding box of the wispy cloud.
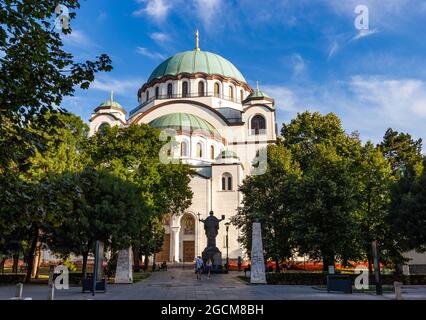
[193,0,223,30]
[265,76,426,144]
[328,41,339,59]
[91,76,143,95]
[133,0,171,22]
[150,32,170,45]
[292,54,305,76]
[137,47,167,60]
[62,30,96,48]
[351,28,378,41]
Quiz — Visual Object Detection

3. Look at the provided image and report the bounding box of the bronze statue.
[198,211,225,248]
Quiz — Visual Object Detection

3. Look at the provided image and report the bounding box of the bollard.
[15,283,23,299]
[47,265,55,300]
[394,281,403,300]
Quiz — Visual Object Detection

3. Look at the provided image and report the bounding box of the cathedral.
[89,32,277,263]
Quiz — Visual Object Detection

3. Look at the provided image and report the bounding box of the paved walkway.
[1,268,425,300]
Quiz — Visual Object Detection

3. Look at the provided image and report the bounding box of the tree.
[232,144,301,271]
[88,124,193,269]
[0,0,111,169]
[282,112,362,270]
[355,141,394,272]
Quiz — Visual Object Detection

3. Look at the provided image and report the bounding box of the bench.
[327,275,352,294]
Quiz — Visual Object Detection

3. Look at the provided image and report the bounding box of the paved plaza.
[1,266,426,300]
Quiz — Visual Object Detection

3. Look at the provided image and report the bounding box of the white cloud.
[150,32,170,45]
[137,47,167,60]
[292,54,305,76]
[264,76,426,144]
[91,76,143,95]
[193,0,223,29]
[328,41,339,59]
[62,30,95,48]
[133,0,171,22]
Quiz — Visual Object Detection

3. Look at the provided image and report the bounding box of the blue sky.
[61,0,426,145]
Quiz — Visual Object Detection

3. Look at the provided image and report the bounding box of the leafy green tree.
[355,141,394,272]
[282,112,362,270]
[88,124,193,269]
[232,144,301,271]
[0,0,111,169]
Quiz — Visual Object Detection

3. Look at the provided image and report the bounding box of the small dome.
[147,50,246,84]
[220,150,239,159]
[149,113,220,137]
[99,99,124,109]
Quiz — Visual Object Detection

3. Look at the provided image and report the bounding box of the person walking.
[195,256,204,280]
[206,258,213,279]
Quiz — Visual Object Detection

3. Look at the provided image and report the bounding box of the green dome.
[149,113,220,137]
[220,150,239,159]
[99,99,123,109]
[147,50,246,83]
[246,88,270,99]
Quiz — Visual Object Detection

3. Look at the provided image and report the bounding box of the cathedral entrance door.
[183,241,195,262]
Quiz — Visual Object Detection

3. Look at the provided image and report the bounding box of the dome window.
[198,81,205,97]
[146,91,150,102]
[182,81,188,97]
[196,142,203,158]
[181,141,188,157]
[210,145,215,160]
[155,87,159,99]
[214,83,220,97]
[229,86,234,101]
[251,114,266,135]
[167,83,173,98]
[240,90,244,102]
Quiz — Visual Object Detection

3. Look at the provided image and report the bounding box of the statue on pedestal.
[198,211,225,268]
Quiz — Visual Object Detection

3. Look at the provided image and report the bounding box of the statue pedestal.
[202,246,222,269]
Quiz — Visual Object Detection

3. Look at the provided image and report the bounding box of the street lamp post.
[225,222,230,272]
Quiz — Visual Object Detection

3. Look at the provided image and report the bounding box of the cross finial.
[110,90,114,102]
[195,29,200,51]
[256,80,259,92]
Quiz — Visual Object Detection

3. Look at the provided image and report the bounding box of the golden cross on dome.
[195,29,200,51]
[110,90,114,102]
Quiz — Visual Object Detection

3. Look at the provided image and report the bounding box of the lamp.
[225,222,230,272]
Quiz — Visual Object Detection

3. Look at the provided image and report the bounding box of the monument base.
[202,246,225,272]
[115,247,133,284]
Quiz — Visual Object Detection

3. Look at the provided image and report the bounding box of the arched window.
[240,90,244,102]
[229,86,234,101]
[210,145,215,160]
[155,87,159,99]
[167,83,173,98]
[221,173,232,191]
[146,90,149,102]
[251,114,266,135]
[198,81,205,97]
[182,215,195,235]
[182,81,188,97]
[214,82,220,97]
[97,122,110,134]
[180,141,188,157]
[196,142,203,158]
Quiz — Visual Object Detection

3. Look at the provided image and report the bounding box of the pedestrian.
[206,258,212,279]
[195,256,203,280]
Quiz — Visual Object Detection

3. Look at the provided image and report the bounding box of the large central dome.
[147,50,246,84]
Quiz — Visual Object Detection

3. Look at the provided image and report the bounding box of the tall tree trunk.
[12,253,19,274]
[274,256,280,273]
[368,254,373,274]
[82,251,89,279]
[25,229,39,283]
[143,246,149,272]
[31,239,42,279]
[322,254,335,272]
[133,247,140,272]
[0,257,6,273]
